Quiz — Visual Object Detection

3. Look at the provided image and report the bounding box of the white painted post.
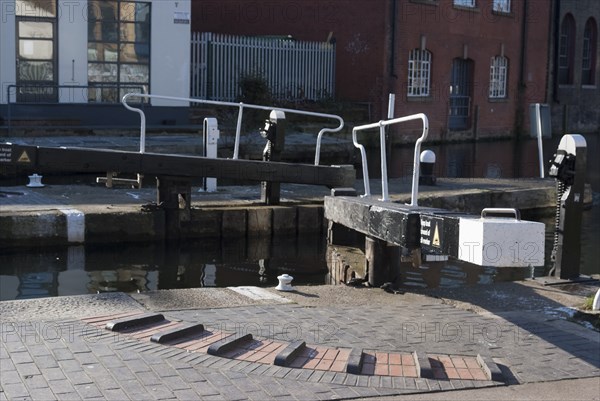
[381,94,396,201]
[202,118,220,192]
[535,103,545,178]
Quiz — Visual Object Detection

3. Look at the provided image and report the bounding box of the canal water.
[1,134,598,300]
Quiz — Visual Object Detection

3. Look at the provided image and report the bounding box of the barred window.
[489,56,508,98]
[408,49,431,97]
[559,14,576,85]
[582,18,597,86]
[493,0,510,13]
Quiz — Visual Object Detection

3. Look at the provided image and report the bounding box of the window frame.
[15,0,58,103]
[489,55,508,99]
[87,0,151,103]
[453,0,476,8]
[407,48,432,98]
[558,14,576,86]
[492,0,511,14]
[582,18,597,86]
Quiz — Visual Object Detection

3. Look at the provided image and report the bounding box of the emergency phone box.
[457,209,545,267]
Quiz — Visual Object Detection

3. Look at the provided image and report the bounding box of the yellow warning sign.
[432,223,441,247]
[17,151,31,163]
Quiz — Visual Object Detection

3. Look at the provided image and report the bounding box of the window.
[454,0,475,7]
[493,0,510,13]
[87,0,150,103]
[407,49,431,97]
[15,0,58,102]
[489,56,508,98]
[559,14,576,85]
[582,18,597,86]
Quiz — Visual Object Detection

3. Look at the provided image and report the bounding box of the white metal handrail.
[353,113,429,206]
[121,93,344,161]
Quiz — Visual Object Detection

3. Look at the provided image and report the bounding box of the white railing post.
[202,117,220,192]
[409,117,429,206]
[379,123,389,201]
[535,103,545,179]
[381,93,395,202]
[122,93,147,153]
[233,103,244,160]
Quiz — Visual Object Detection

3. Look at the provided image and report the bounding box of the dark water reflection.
[0,236,328,301]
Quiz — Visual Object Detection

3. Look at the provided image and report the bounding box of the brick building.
[547,0,599,134]
[192,0,553,141]
[389,0,551,141]
[191,0,390,109]
[0,0,192,129]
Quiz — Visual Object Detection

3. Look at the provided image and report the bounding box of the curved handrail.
[352,113,429,206]
[121,93,344,160]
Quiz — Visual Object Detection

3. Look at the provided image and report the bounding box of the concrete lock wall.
[0,204,327,247]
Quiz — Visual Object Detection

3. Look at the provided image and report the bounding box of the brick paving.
[82,311,494,382]
[1,291,599,400]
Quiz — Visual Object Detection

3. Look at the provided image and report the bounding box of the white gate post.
[202,118,220,192]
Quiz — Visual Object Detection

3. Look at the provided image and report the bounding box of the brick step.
[93,311,506,383]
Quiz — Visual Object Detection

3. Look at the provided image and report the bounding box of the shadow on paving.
[408,279,600,382]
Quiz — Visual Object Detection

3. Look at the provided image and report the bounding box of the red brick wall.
[389,0,551,141]
[191,0,551,139]
[192,0,390,106]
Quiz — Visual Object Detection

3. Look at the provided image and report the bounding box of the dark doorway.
[449,58,473,131]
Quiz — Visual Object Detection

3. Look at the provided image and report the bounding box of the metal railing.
[191,32,335,102]
[353,113,429,206]
[121,93,345,161]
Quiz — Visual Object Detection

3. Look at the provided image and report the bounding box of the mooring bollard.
[419,150,436,186]
[27,173,45,188]
[275,274,294,291]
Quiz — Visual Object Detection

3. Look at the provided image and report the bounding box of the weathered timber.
[366,236,387,287]
[324,196,433,249]
[0,143,355,188]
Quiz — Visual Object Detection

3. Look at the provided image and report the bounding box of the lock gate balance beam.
[324,196,545,286]
[0,143,355,188]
